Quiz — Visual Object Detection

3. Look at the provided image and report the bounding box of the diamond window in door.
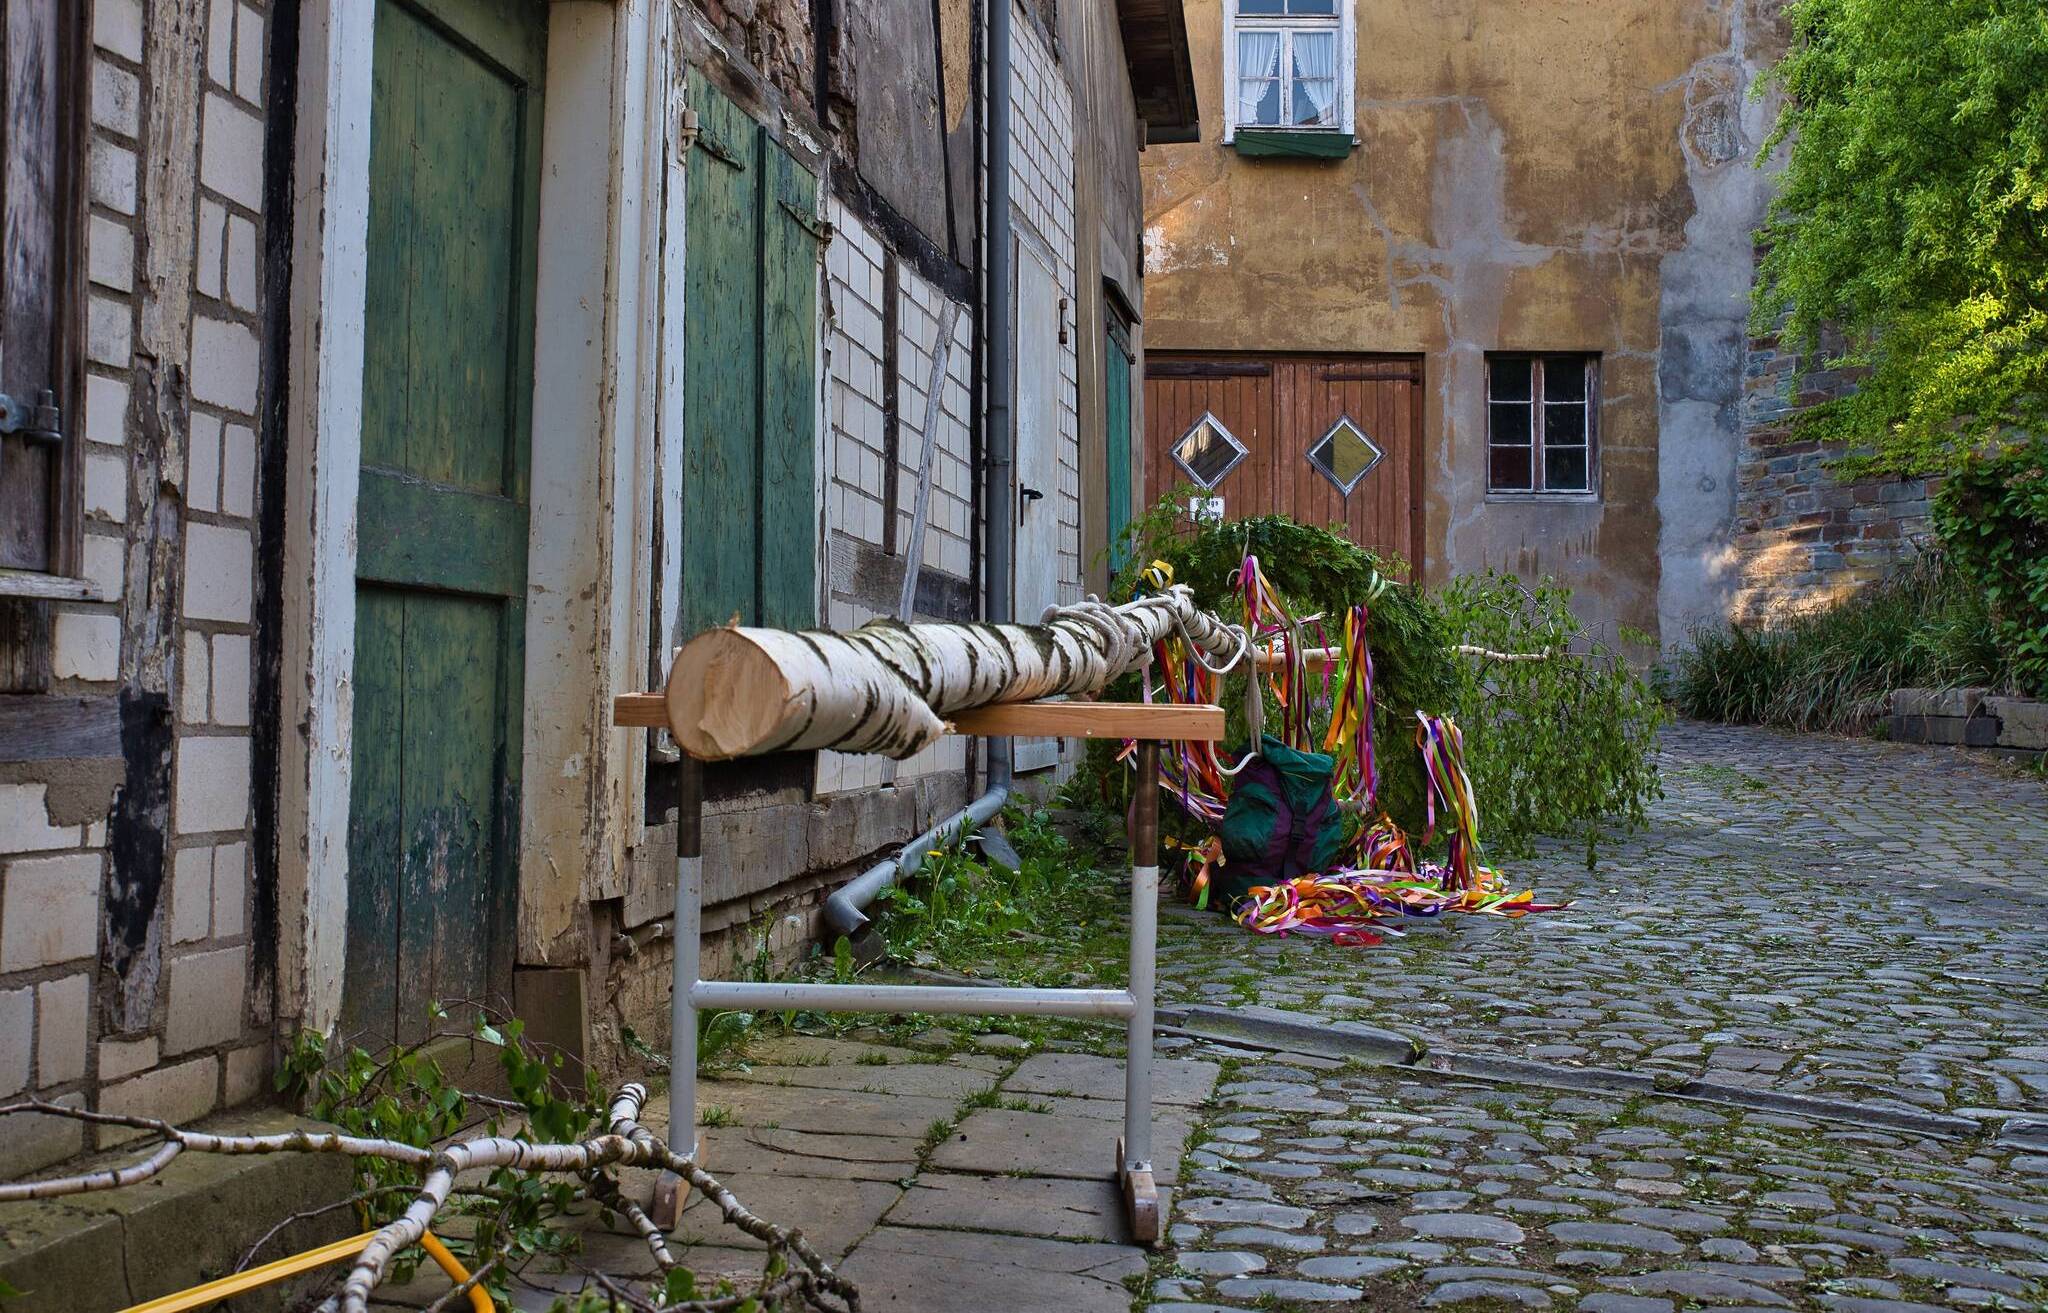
[1170,412,1249,488]
[1305,415,1383,495]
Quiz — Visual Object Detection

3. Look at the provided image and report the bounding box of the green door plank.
[342,588,405,1041]
[395,592,504,1033]
[349,0,544,1047]
[356,468,527,596]
[681,72,763,635]
[760,142,819,630]
[1105,320,1133,571]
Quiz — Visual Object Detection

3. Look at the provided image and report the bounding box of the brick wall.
[1,0,270,1176]
[816,202,976,796]
[1729,315,1932,625]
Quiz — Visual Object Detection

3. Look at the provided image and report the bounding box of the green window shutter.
[681,71,818,634]
[1104,318,1133,572]
[682,73,764,635]
[760,142,819,630]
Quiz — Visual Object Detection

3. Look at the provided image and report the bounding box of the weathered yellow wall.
[1141,0,1785,644]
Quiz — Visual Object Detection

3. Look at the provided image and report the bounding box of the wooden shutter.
[680,71,818,636]
[0,0,87,576]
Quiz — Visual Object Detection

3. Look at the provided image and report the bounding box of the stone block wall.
[1,0,272,1177]
[1729,316,1933,625]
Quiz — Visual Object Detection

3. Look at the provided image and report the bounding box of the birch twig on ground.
[0,1085,857,1313]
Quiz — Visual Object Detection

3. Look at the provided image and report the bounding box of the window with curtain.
[1228,0,1348,135]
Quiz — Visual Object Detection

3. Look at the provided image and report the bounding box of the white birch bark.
[667,586,1246,760]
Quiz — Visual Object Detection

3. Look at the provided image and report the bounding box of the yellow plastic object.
[120,1228,493,1313]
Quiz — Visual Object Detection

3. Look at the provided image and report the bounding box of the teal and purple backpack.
[1209,735,1346,911]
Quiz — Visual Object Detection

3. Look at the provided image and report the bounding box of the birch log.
[668,587,1246,760]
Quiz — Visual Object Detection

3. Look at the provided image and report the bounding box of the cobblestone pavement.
[1156,722,2048,1117]
[1151,1049,2048,1313]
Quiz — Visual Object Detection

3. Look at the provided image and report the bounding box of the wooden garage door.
[1144,354,1424,572]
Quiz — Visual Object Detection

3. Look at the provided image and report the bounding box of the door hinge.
[673,105,700,163]
[778,198,833,244]
[0,390,63,447]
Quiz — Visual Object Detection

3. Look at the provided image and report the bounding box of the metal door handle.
[1019,485,1044,503]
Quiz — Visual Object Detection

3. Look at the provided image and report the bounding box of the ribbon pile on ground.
[1230,713,1570,941]
[1124,555,1571,944]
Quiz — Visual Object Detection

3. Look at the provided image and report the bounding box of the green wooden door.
[681,72,819,637]
[1105,315,1134,572]
[345,0,545,1047]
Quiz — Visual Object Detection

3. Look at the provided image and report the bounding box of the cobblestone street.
[1158,722,2048,1116]
[1148,721,2048,1311]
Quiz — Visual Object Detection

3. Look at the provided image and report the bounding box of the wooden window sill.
[0,570,108,602]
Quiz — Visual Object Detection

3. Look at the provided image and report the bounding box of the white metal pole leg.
[650,754,703,1231]
[1119,739,1162,1242]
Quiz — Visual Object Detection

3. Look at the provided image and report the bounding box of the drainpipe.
[821,0,1017,941]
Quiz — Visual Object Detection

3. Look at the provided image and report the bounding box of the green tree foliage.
[1754,0,2048,475]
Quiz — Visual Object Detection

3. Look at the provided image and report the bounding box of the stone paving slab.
[687,1078,962,1139]
[697,1125,922,1181]
[678,1169,901,1257]
[1003,1051,1222,1106]
[927,1104,1197,1184]
[526,1034,1220,1310]
[841,1225,1146,1313]
[719,1057,1001,1101]
[887,1171,1130,1243]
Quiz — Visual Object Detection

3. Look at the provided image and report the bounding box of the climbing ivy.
[1931,437,2048,696]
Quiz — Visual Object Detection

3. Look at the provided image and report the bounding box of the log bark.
[666,587,1245,760]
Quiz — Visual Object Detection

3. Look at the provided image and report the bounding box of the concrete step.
[0,1109,354,1313]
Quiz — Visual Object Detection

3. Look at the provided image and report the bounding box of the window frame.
[0,0,91,597]
[1484,354,1600,498]
[1305,413,1383,497]
[1169,410,1250,490]
[1221,0,1356,144]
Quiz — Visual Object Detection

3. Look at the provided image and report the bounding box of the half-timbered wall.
[1,0,273,1177]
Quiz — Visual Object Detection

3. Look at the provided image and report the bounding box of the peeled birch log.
[668,586,1246,760]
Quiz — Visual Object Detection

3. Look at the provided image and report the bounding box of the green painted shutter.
[1105,317,1134,572]
[760,143,820,629]
[682,72,818,635]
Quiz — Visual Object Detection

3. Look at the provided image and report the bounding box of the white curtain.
[1237,31,1282,126]
[1291,30,1337,126]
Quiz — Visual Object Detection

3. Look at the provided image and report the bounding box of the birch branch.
[0,1086,856,1313]
[1453,644,1557,663]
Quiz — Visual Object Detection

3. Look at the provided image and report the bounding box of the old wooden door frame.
[277,0,668,1031]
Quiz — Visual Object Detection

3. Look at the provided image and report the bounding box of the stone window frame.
[1220,0,1357,144]
[1485,353,1600,498]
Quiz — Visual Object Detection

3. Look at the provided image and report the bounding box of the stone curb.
[1165,1004,1996,1144]
[1167,1005,1424,1064]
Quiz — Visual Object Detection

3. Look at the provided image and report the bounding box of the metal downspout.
[821,0,1017,942]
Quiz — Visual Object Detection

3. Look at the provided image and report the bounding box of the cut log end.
[668,629,799,760]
